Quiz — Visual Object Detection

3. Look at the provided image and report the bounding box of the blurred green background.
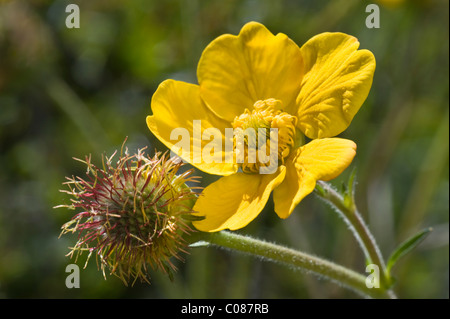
[0,0,448,298]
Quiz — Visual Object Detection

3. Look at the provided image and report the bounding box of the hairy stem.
[315,180,394,292]
[190,230,394,299]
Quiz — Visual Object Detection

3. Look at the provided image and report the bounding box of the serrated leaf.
[386,227,432,274]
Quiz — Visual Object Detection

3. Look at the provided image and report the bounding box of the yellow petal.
[198,21,303,122]
[193,166,286,232]
[146,79,237,176]
[273,138,356,218]
[296,33,376,139]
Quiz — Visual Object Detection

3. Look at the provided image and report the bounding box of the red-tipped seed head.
[57,146,201,285]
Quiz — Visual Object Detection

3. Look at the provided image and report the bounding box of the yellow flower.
[146,22,375,232]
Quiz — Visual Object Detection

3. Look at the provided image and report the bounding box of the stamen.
[232,99,298,174]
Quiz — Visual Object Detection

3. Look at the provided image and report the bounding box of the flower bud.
[57,145,201,285]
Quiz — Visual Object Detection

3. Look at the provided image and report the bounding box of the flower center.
[232,99,299,174]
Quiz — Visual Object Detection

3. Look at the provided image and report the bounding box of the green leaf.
[386,227,433,274]
[347,166,358,197]
[314,182,326,197]
[343,166,357,209]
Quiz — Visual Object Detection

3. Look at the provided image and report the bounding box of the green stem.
[315,181,393,291]
[189,231,393,299]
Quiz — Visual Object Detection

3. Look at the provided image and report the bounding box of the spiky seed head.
[57,145,201,285]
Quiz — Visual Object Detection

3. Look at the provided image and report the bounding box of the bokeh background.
[0,0,448,298]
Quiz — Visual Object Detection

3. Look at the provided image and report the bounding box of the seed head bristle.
[57,146,202,285]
